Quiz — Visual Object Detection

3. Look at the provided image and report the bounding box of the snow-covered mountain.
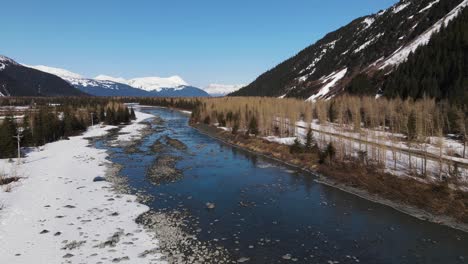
[203,84,244,97]
[231,0,468,100]
[94,75,127,84]
[0,56,84,97]
[26,66,209,97]
[96,75,188,92]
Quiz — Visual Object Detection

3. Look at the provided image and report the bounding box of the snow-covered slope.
[231,0,467,100]
[127,76,188,92]
[378,0,468,68]
[95,74,127,84]
[27,65,83,79]
[204,83,244,96]
[96,75,188,92]
[306,68,348,101]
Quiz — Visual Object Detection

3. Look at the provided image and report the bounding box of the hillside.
[0,56,85,97]
[381,6,468,104]
[231,0,467,101]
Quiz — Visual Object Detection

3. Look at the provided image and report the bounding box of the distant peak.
[95,75,127,84]
[204,83,245,95]
[127,75,188,92]
[0,55,19,71]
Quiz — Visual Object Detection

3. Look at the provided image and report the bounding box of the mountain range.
[25,65,210,97]
[0,56,84,97]
[0,57,211,97]
[231,0,468,102]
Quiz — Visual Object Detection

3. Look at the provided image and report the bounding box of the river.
[97,107,468,264]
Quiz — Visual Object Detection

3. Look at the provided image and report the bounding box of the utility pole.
[13,127,24,165]
[91,112,95,127]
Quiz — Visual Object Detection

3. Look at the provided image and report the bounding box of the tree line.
[190,96,467,157]
[0,100,135,159]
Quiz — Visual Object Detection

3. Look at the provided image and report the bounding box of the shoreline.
[100,107,234,263]
[0,110,166,264]
[190,122,468,233]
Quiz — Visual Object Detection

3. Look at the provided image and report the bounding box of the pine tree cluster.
[0,99,135,158]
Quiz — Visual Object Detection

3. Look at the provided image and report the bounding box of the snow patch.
[264,136,297,146]
[354,33,384,53]
[362,17,375,29]
[306,68,348,102]
[419,0,440,13]
[392,2,411,14]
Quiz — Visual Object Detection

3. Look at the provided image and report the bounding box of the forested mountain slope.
[231,0,467,102]
[381,6,468,104]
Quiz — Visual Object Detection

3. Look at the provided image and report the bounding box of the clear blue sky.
[3,0,398,87]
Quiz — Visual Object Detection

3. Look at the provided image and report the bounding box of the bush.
[319,142,336,164]
[203,116,211,125]
[289,138,303,154]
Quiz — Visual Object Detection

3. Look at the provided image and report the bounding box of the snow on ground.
[307,68,348,102]
[264,136,297,146]
[180,110,192,115]
[0,111,165,264]
[114,110,155,143]
[260,119,468,183]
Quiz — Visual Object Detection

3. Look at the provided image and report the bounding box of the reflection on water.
[98,107,468,264]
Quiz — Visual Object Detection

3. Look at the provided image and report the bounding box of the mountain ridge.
[230,0,467,101]
[0,56,85,97]
[25,65,209,97]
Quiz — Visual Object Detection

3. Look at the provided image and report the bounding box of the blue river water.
[98,107,468,264]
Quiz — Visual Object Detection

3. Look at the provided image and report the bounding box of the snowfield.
[0,111,166,264]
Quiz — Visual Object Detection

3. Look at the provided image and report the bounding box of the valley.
[2,0,468,263]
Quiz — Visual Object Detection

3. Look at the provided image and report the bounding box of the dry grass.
[0,171,20,192]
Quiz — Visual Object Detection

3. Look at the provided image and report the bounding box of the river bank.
[191,122,468,233]
[0,111,166,264]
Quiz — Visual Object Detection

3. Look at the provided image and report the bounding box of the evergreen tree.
[130,107,136,120]
[290,138,303,154]
[305,128,315,153]
[407,110,417,141]
[0,115,18,158]
[248,116,259,136]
